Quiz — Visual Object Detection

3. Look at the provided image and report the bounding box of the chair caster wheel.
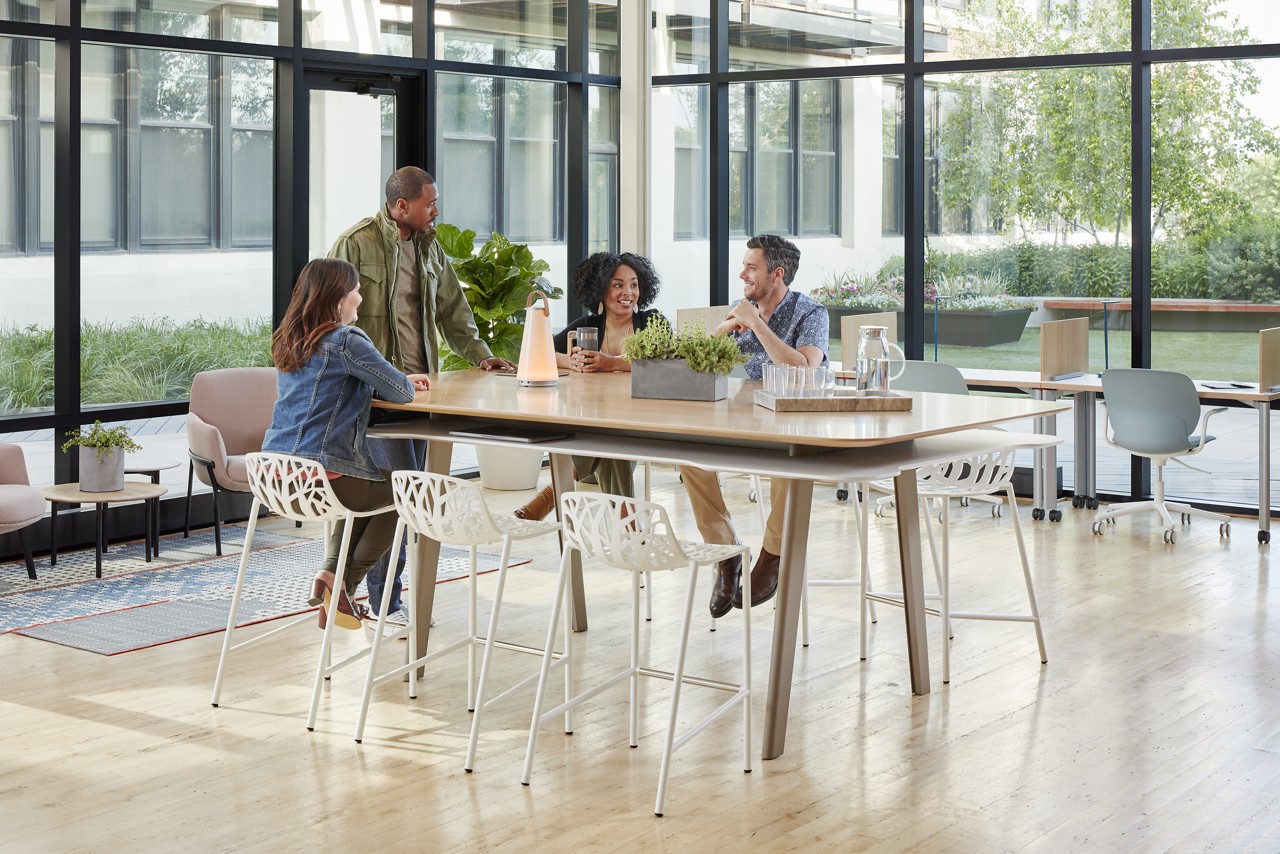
[836,488,849,501]
[1163,529,1177,544]
[1220,522,1231,538]
[1260,530,1271,544]
[1087,497,1099,510]
[959,496,971,507]
[1032,508,1045,521]
[1181,512,1191,524]
[992,505,1002,518]
[748,491,757,503]
[1092,521,1103,535]
[1048,509,1062,522]
[1072,496,1083,509]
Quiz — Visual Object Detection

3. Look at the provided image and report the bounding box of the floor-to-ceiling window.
[0,1,617,504]
[649,0,1280,515]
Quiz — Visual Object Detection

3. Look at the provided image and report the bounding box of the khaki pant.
[678,465,788,554]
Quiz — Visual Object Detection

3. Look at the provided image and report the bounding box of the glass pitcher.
[855,326,906,392]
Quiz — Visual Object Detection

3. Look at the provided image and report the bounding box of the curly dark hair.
[571,252,661,312]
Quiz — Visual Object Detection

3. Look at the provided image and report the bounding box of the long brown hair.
[271,258,358,372]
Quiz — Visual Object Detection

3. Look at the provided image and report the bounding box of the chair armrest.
[1189,405,1231,455]
[1098,400,1120,452]
[187,413,229,486]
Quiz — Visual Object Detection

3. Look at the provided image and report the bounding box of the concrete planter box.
[79,446,124,492]
[825,306,1031,347]
[631,359,728,402]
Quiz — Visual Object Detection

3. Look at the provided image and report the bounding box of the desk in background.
[959,368,1279,544]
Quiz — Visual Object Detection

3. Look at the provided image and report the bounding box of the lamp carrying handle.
[525,290,550,315]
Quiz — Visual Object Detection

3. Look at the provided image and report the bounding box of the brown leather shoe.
[514,485,556,521]
[709,554,742,618]
[734,548,780,608]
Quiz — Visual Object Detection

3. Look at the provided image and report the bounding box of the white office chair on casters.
[522,492,753,817]
[353,471,562,766]
[862,442,1048,684]
[210,452,394,732]
[1092,369,1231,544]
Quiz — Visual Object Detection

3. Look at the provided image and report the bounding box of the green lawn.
[830,328,1260,381]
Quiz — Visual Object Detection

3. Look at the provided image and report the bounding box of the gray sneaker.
[374,606,435,636]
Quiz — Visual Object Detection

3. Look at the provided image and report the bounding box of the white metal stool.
[209,452,395,731]
[862,445,1047,683]
[354,471,563,763]
[521,492,754,817]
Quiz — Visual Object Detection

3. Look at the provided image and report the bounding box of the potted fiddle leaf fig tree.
[434,224,561,368]
[61,420,142,492]
[623,316,747,402]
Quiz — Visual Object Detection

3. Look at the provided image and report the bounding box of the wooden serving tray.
[753,389,912,412]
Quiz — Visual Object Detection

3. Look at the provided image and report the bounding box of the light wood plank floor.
[3,466,1279,852]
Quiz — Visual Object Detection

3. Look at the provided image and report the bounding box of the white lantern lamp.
[516,289,558,387]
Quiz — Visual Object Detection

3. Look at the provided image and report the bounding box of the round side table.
[125,457,180,557]
[41,482,168,578]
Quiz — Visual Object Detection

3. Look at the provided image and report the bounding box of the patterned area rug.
[1,527,529,655]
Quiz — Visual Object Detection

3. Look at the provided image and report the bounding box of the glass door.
[302,69,420,262]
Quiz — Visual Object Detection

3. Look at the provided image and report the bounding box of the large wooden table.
[373,369,1069,759]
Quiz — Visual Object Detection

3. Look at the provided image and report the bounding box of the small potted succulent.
[61,420,142,492]
[622,316,747,402]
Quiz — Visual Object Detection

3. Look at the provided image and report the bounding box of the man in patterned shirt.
[681,234,830,618]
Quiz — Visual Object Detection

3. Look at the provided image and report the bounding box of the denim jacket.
[262,325,415,480]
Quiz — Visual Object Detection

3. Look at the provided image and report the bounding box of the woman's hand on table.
[570,347,623,373]
[406,373,431,391]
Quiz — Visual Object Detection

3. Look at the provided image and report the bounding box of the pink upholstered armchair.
[0,443,45,579]
[184,367,278,555]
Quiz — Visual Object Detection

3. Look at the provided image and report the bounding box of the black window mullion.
[20,39,38,254]
[214,53,230,249]
[53,0,83,483]
[902,0,925,359]
[123,48,140,251]
[789,80,799,236]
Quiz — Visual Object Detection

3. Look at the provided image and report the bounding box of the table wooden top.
[377,369,1068,449]
[41,482,168,504]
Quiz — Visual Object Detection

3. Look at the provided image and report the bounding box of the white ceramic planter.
[475,443,545,491]
[80,446,125,492]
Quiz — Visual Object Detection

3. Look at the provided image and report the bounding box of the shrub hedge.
[1,316,272,416]
[877,227,1280,302]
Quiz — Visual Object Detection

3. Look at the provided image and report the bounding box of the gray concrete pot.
[631,359,728,402]
[79,446,125,492]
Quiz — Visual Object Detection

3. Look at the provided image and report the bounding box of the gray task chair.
[1092,369,1231,544]
[184,367,278,555]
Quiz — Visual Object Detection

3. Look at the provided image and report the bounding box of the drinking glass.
[576,328,598,352]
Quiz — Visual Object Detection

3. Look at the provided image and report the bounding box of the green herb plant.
[61,420,142,462]
[621,316,747,376]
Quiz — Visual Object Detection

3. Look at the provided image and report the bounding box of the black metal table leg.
[50,501,59,566]
[95,502,104,578]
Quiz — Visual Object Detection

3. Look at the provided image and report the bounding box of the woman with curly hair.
[513,251,668,520]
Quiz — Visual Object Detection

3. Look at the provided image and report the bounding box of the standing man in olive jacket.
[328,166,514,629]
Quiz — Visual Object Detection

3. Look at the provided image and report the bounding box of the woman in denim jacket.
[263,258,431,629]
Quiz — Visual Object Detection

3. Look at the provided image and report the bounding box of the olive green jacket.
[328,208,493,372]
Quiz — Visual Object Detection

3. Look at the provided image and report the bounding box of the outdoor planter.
[631,359,728,402]
[925,308,1032,346]
[826,306,1031,347]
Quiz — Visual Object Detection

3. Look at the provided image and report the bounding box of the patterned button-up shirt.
[733,289,830,380]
